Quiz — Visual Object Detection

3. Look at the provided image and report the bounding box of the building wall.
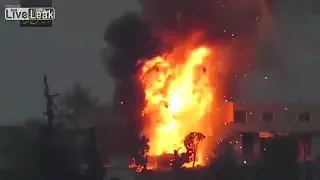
[230,102,320,133]
[225,102,320,161]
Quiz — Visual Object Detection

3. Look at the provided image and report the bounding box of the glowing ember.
[138,43,215,168]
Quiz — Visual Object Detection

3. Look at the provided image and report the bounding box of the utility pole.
[38,75,60,178]
[43,74,59,143]
[43,74,59,126]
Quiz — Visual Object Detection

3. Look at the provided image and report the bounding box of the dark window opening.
[261,112,274,122]
[298,112,311,122]
[241,133,255,159]
[234,111,247,124]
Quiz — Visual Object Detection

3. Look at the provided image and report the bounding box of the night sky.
[0,0,319,124]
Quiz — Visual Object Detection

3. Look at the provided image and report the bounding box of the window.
[298,112,311,122]
[261,112,275,122]
[234,110,247,124]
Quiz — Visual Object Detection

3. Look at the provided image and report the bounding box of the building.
[0,125,42,180]
[227,102,320,162]
[0,126,39,171]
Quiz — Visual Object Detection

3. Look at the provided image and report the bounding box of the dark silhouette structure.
[43,74,59,140]
[38,75,60,179]
[82,127,105,180]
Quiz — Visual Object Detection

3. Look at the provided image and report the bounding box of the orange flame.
[138,41,216,168]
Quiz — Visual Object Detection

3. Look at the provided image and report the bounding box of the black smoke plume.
[101,12,160,140]
[101,0,272,139]
[138,0,272,100]
[140,0,268,41]
[103,12,160,79]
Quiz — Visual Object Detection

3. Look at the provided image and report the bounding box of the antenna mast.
[43,74,59,134]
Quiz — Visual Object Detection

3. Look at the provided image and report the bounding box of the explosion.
[102,0,274,170]
[138,40,217,168]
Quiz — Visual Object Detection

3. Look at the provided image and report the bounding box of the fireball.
[138,42,216,168]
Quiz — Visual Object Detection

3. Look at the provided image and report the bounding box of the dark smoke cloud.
[138,0,271,100]
[103,0,271,79]
[103,12,160,79]
[141,0,269,42]
[102,12,160,138]
[101,0,272,138]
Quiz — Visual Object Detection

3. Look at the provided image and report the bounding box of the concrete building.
[227,102,320,162]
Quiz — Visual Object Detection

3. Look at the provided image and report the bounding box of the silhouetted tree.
[184,132,205,167]
[58,82,99,124]
[171,132,205,169]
